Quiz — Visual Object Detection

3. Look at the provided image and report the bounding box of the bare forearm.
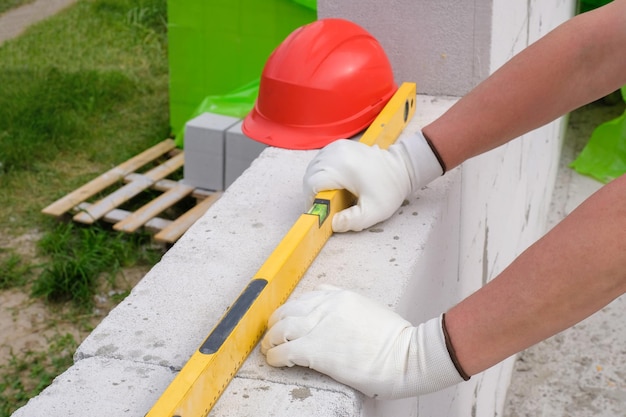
[423,0,626,170]
[445,175,626,376]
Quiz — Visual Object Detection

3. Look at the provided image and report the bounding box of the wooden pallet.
[42,139,221,244]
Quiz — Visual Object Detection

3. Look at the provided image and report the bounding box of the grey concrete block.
[224,121,268,189]
[183,112,240,191]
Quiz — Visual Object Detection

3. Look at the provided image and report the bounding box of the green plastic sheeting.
[167,0,316,148]
[570,86,626,183]
[174,79,260,146]
[292,0,317,10]
[578,0,612,13]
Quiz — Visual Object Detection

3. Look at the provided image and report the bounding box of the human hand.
[303,131,443,232]
[261,285,464,399]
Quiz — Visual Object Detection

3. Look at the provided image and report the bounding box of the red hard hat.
[242,18,397,150]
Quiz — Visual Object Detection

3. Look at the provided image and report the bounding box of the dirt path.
[0,0,78,46]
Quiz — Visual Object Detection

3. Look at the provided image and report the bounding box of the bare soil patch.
[0,231,151,365]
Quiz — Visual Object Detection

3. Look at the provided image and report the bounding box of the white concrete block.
[70,96,461,417]
[10,357,174,417]
[10,356,360,417]
[183,112,240,191]
[224,121,267,189]
[18,89,564,416]
[490,0,575,71]
[319,0,493,96]
[208,377,362,417]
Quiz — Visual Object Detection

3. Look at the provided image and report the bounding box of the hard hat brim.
[242,88,396,150]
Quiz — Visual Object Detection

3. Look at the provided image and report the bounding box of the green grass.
[0,333,77,417]
[33,221,160,309]
[0,251,32,289]
[0,0,35,15]
[0,68,137,173]
[0,250,33,290]
[0,0,170,231]
[0,0,169,414]
[0,0,169,303]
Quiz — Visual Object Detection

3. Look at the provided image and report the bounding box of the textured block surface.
[224,121,267,189]
[183,112,240,191]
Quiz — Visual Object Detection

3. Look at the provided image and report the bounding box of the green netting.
[167,0,316,147]
[570,86,626,183]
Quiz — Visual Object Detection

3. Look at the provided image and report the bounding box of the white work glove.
[303,131,443,232]
[261,286,465,399]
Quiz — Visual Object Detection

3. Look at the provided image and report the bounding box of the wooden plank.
[76,203,172,232]
[113,182,195,233]
[42,139,177,216]
[73,152,185,224]
[125,174,179,190]
[43,137,219,243]
[124,175,214,199]
[154,192,222,244]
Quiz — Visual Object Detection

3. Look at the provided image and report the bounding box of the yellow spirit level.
[146,82,417,417]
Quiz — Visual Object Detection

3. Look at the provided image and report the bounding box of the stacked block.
[225,121,268,189]
[183,113,267,191]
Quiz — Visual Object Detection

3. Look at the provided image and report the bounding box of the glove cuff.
[422,131,447,173]
[402,315,466,397]
[442,313,471,381]
[395,130,445,195]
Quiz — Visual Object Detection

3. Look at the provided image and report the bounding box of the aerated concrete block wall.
[12,1,577,417]
[319,0,492,96]
[449,1,577,411]
[12,97,464,417]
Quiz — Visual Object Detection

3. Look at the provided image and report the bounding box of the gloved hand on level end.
[303,130,444,232]
[261,285,466,399]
